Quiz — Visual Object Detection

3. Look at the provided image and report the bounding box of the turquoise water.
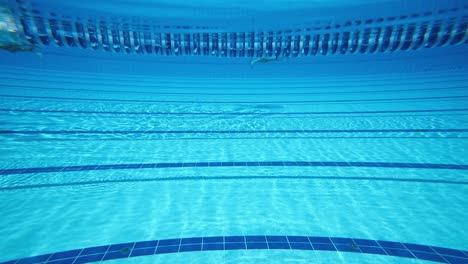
[0,0,467,263]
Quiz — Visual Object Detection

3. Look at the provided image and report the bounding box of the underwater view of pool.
[0,0,467,263]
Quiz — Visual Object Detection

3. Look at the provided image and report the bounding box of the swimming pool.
[0,0,467,263]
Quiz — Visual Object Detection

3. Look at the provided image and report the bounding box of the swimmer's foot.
[250,57,277,65]
[0,43,41,56]
[250,56,287,66]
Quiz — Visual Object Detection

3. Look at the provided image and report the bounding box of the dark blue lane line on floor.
[1,236,466,264]
[1,129,468,135]
[1,176,467,191]
[3,66,467,83]
[1,94,467,104]
[1,83,467,96]
[1,108,467,116]
[2,74,467,88]
[1,161,467,176]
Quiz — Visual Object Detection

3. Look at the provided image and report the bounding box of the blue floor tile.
[203,236,224,244]
[108,243,134,252]
[202,243,224,251]
[155,163,171,168]
[269,162,284,166]
[77,166,96,171]
[290,243,313,250]
[352,239,379,247]
[158,239,181,246]
[403,243,436,253]
[181,237,202,244]
[334,244,361,253]
[432,247,467,258]
[181,162,197,167]
[266,236,288,243]
[268,243,290,249]
[179,244,202,252]
[411,251,446,262]
[80,246,109,256]
[139,164,157,168]
[309,237,332,243]
[134,240,158,249]
[384,248,415,258]
[225,236,244,243]
[225,243,246,250]
[245,236,266,242]
[443,255,468,264]
[17,254,51,264]
[2,169,26,174]
[287,236,309,243]
[359,246,387,255]
[312,243,336,251]
[73,254,104,264]
[23,168,46,173]
[0,261,17,264]
[102,251,130,261]
[331,237,354,244]
[155,246,179,254]
[378,240,406,249]
[111,164,129,169]
[194,162,210,167]
[246,242,269,249]
[46,258,75,264]
[130,247,155,257]
[49,250,82,261]
[126,164,141,169]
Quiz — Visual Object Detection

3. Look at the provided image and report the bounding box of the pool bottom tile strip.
[1,161,467,176]
[2,236,467,264]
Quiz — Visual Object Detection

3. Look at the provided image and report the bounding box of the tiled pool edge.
[1,161,467,176]
[2,236,467,264]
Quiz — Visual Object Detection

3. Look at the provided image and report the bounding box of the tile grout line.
[152,240,160,255]
[285,236,292,250]
[99,245,111,263]
[69,248,84,264]
[306,236,314,250]
[401,242,421,260]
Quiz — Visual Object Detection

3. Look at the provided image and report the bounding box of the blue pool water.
[0,0,467,263]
